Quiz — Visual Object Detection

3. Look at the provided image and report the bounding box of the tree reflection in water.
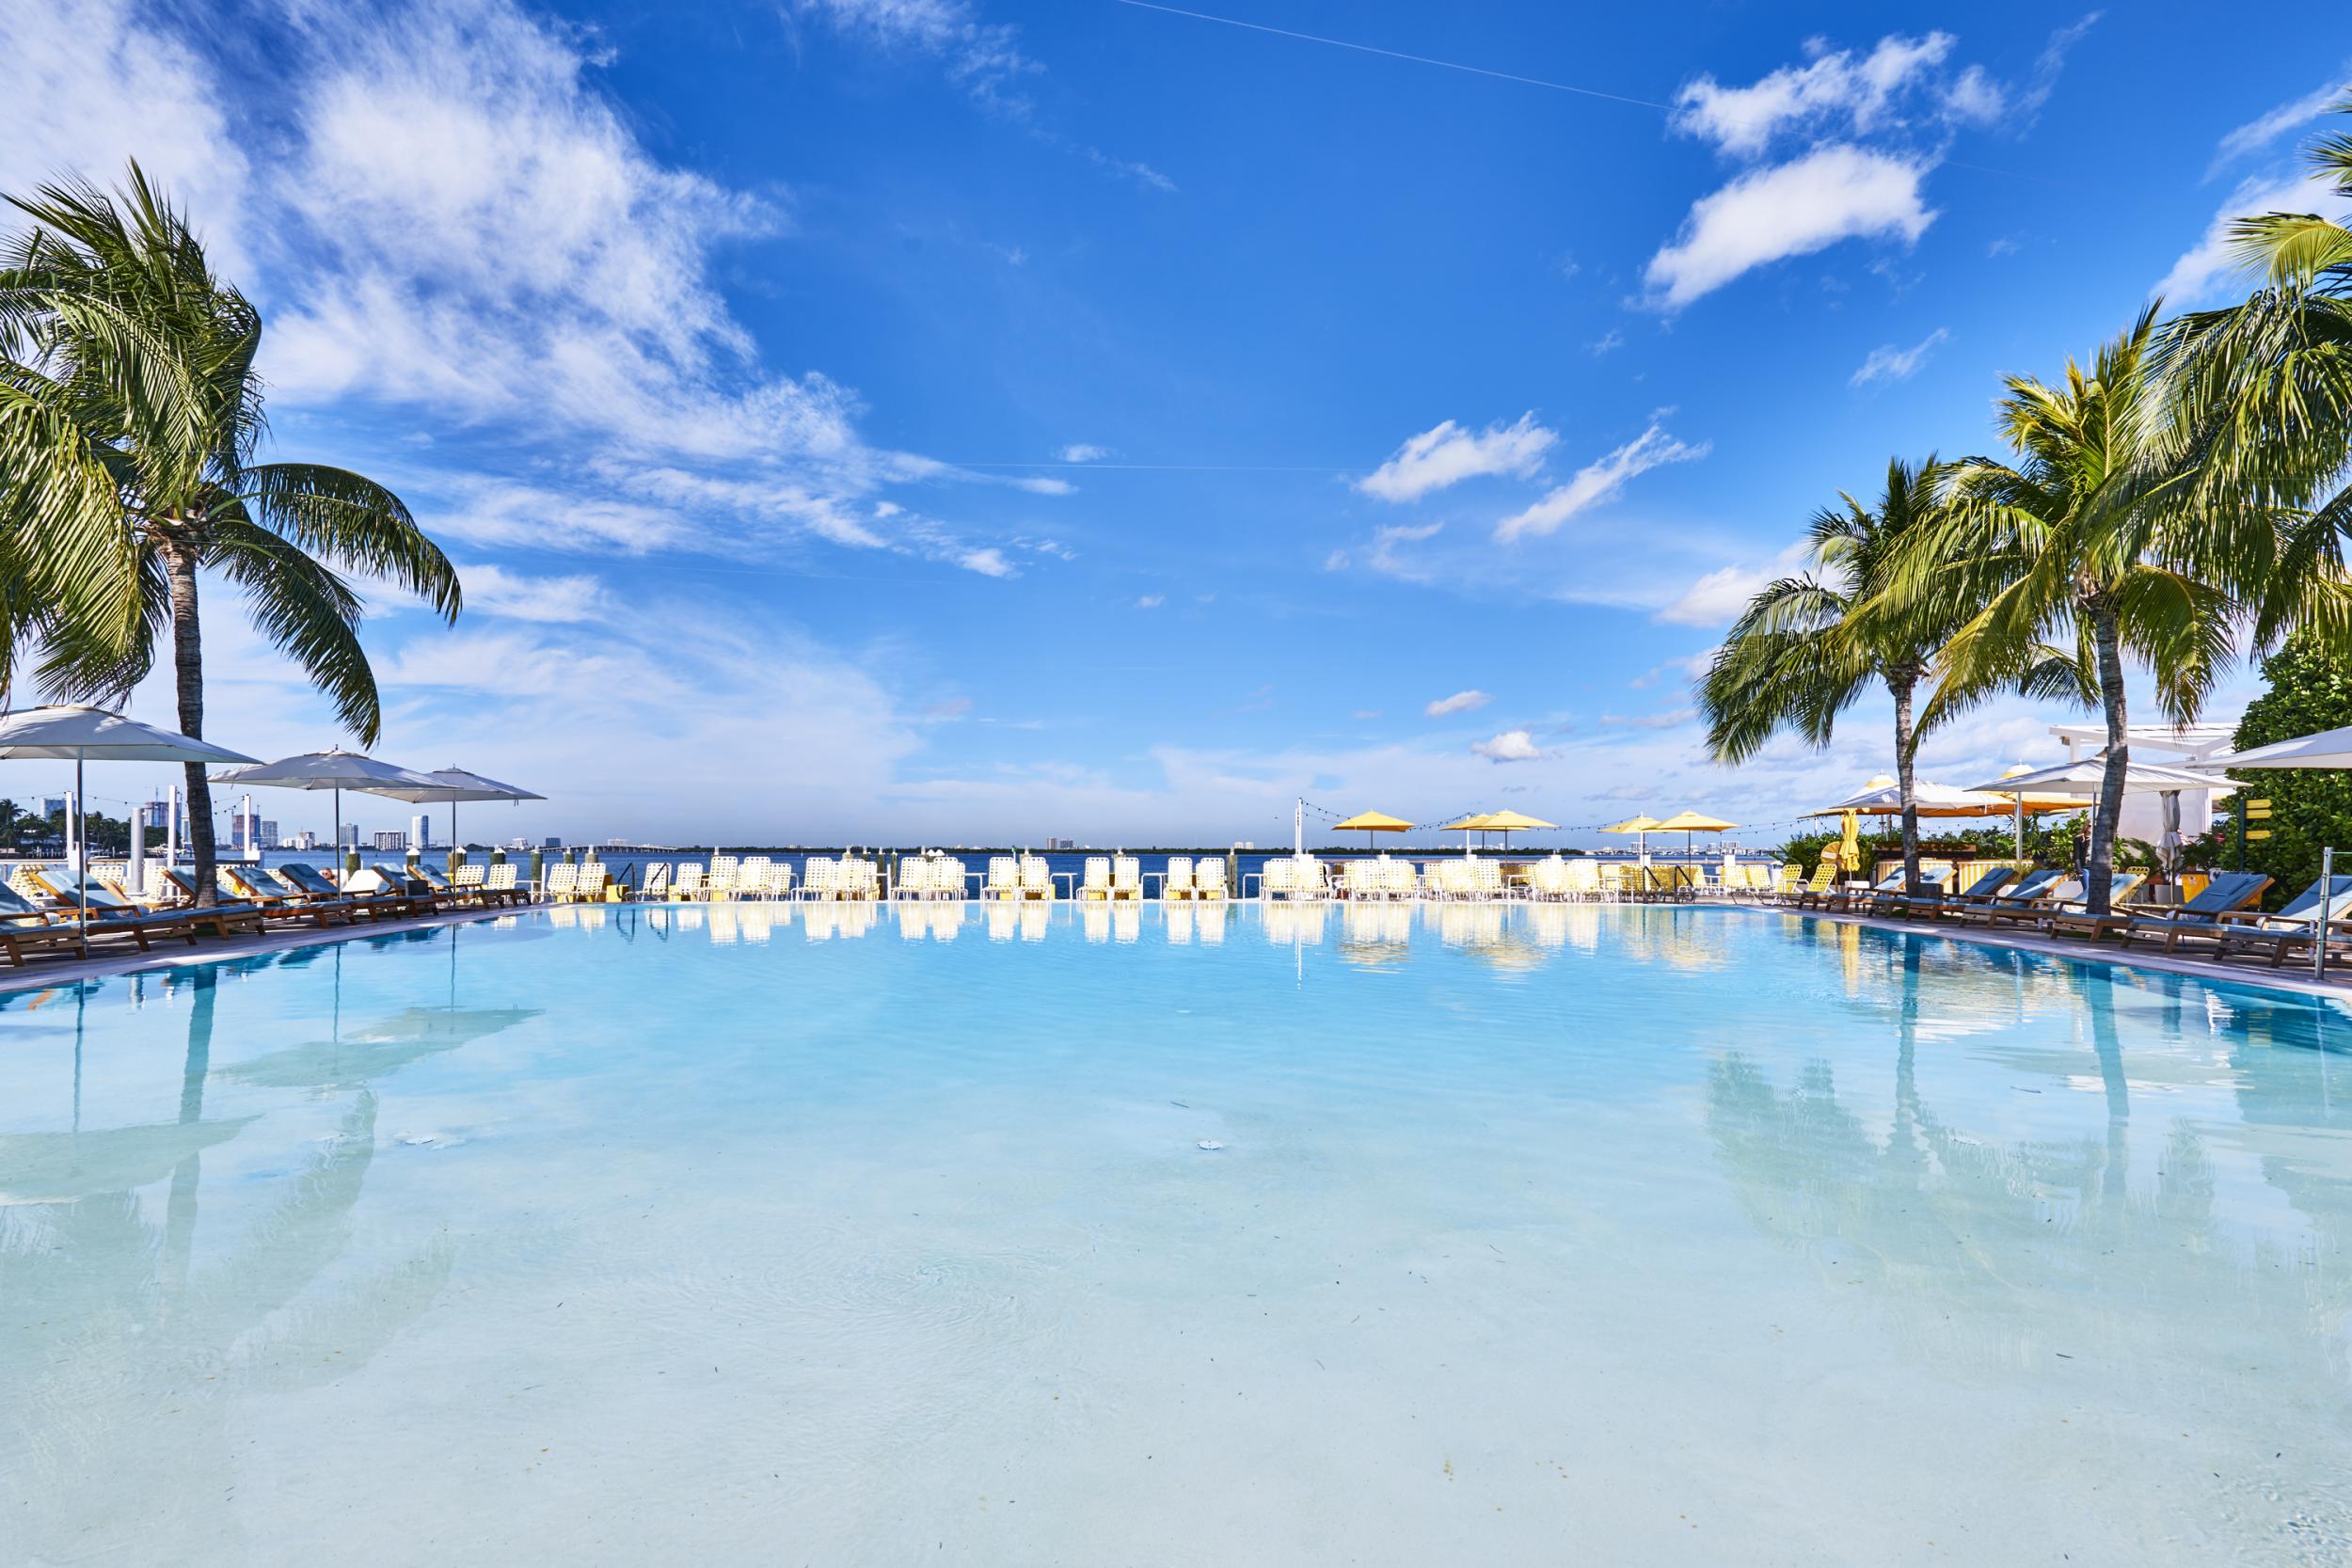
[0,928,538,1560]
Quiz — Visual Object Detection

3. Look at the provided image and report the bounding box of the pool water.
[5,903,2350,1565]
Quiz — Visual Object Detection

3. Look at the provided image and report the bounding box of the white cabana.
[0,705,258,948]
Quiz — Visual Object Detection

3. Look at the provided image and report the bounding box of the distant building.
[506,836,530,850]
[256,819,277,847]
[542,836,562,848]
[40,796,66,818]
[290,830,319,850]
[372,830,407,851]
[411,814,432,849]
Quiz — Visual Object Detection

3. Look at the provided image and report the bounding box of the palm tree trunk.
[2087,602,2129,918]
[1889,672,1922,892]
[166,545,217,907]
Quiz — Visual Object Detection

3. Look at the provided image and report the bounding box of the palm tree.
[2154,95,2352,657]
[1884,309,2239,917]
[1699,456,2078,891]
[0,165,460,900]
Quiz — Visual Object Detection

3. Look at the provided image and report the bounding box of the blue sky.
[8,1,2350,846]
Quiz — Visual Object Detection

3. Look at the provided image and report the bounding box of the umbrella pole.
[76,749,88,957]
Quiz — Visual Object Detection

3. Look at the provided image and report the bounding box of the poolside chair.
[1112,855,1143,902]
[1261,857,1294,900]
[2095,871,2274,951]
[484,863,527,905]
[1338,860,1376,900]
[635,862,672,902]
[844,859,881,900]
[1527,856,1568,902]
[217,864,356,928]
[2201,876,2352,970]
[1079,856,1113,901]
[287,862,413,921]
[1195,858,1229,902]
[796,859,833,900]
[578,864,612,904]
[706,856,739,900]
[2033,871,2152,939]
[2,875,211,958]
[453,863,489,901]
[737,857,773,899]
[1165,856,1195,900]
[985,856,1020,901]
[1788,862,1841,909]
[1820,869,1906,913]
[1945,867,2058,924]
[1880,864,1998,919]
[1471,858,1507,902]
[545,863,580,903]
[763,862,797,900]
[1018,854,1053,901]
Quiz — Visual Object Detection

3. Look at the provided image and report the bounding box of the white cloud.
[792,0,1037,113]
[1366,520,1444,579]
[1850,326,1950,386]
[2155,168,2352,304]
[0,0,253,277]
[1059,443,1113,463]
[958,546,1015,578]
[1598,708,1698,731]
[1656,541,1812,627]
[1471,729,1542,763]
[1357,413,1557,502]
[453,562,613,623]
[1425,689,1492,718]
[1673,32,1955,158]
[2210,76,2350,175]
[1587,329,1625,356]
[1644,144,1936,309]
[1943,65,2004,124]
[1135,594,1165,609]
[1495,420,1708,543]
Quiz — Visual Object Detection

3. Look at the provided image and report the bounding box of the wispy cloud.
[1644,144,1935,309]
[1655,542,1811,627]
[2156,168,2352,304]
[1495,420,1708,543]
[1850,326,1950,386]
[1136,593,1165,609]
[1059,442,1115,462]
[2208,73,2349,176]
[1425,689,1492,718]
[1673,32,1955,158]
[1358,413,1556,503]
[1599,707,1698,731]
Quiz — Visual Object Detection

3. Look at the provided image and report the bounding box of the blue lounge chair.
[2096,872,2271,949]
[1946,867,2058,924]
[2202,876,2352,968]
[1870,865,1960,917]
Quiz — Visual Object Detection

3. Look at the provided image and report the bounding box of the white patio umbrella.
[1965,756,2241,877]
[2208,725,2352,769]
[357,766,544,855]
[210,750,442,863]
[0,705,258,951]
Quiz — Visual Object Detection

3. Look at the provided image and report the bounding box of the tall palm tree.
[1884,309,2241,917]
[0,165,460,900]
[1699,457,2077,891]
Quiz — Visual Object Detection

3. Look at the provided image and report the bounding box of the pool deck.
[7,896,2352,1003]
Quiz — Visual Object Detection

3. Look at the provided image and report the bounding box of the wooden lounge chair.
[2205,876,2352,969]
[1889,864,2012,920]
[279,862,405,922]
[0,880,208,963]
[1821,870,1905,913]
[1948,868,2062,926]
[2092,870,2277,952]
[2035,871,2170,942]
[1868,865,1959,918]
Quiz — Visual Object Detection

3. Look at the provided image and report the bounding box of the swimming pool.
[5,903,2348,1564]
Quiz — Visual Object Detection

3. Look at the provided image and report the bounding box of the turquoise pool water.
[4,902,2349,1564]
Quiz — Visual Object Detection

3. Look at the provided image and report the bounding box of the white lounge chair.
[637,862,672,901]
[1196,859,1229,902]
[1079,856,1113,901]
[1112,855,1143,902]
[1018,855,1052,901]
[737,856,773,899]
[801,858,837,900]
[1165,856,1195,900]
[986,856,1020,901]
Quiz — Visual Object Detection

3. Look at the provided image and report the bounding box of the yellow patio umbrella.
[1651,809,1739,860]
[1602,813,1662,862]
[1438,812,1497,853]
[1330,810,1413,851]
[1476,808,1557,849]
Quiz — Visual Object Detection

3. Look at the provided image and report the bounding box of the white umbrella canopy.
[1961,757,2240,797]
[2208,724,2352,769]
[1805,774,2022,817]
[211,750,442,859]
[0,705,260,949]
[357,767,545,855]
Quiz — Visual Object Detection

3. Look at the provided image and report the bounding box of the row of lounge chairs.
[0,858,535,967]
[1790,862,2352,974]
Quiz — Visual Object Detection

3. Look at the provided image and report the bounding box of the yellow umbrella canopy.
[1602,814,1662,860]
[1476,808,1556,849]
[1652,809,1740,859]
[1331,810,1413,849]
[1437,812,1497,853]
